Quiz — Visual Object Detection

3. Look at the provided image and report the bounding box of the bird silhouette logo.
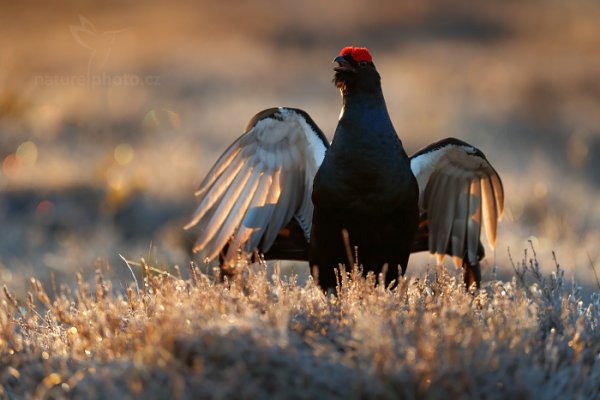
[70,15,128,82]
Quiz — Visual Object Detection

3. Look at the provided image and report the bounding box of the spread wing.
[410,138,504,264]
[185,107,329,264]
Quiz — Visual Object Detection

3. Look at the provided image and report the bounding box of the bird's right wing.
[184,107,329,264]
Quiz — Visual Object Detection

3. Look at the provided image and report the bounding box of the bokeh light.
[35,199,55,217]
[16,141,38,166]
[2,154,21,175]
[106,166,126,191]
[143,109,181,131]
[114,143,134,165]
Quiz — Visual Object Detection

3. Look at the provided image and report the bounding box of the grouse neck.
[339,90,392,126]
[342,91,387,110]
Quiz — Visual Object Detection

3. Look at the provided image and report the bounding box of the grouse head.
[333,46,381,96]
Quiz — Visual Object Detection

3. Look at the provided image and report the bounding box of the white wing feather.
[410,139,504,265]
[186,107,328,263]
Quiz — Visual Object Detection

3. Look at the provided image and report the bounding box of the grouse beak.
[333,56,355,73]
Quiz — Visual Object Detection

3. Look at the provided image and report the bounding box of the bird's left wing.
[185,107,328,264]
[410,138,504,265]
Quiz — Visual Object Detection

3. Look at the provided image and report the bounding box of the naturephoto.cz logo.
[34,15,160,88]
[35,72,160,88]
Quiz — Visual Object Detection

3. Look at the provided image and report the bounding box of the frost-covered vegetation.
[1,1,599,398]
[1,251,598,399]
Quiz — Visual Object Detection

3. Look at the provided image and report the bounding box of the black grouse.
[185,46,504,291]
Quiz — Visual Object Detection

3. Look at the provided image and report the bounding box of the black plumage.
[186,47,504,291]
[309,51,419,289]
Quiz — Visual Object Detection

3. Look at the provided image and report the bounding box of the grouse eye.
[358,60,368,67]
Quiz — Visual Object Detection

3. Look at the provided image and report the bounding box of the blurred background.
[1,0,599,298]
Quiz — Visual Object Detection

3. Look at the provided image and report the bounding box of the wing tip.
[183,221,195,231]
